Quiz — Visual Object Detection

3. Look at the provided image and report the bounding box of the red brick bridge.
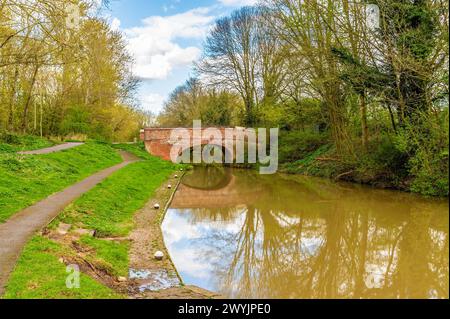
[140,127,257,161]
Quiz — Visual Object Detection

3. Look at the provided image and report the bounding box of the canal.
[162,166,449,299]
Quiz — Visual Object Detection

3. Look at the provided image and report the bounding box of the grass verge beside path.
[3,237,122,299]
[0,134,57,153]
[4,143,178,299]
[0,141,122,222]
[111,142,153,160]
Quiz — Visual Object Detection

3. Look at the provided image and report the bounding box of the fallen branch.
[315,157,341,162]
[334,170,354,180]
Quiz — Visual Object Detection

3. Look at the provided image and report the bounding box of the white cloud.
[110,17,121,31]
[124,7,215,80]
[87,0,103,15]
[218,0,258,7]
[169,247,212,279]
[162,210,203,243]
[140,93,166,114]
[161,210,236,281]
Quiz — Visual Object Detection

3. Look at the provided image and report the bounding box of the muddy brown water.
[162,166,449,299]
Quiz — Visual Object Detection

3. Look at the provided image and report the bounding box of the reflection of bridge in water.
[171,174,264,209]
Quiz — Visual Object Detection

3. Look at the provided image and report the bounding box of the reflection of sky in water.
[161,207,324,295]
[161,168,449,298]
[162,208,246,291]
[162,204,449,298]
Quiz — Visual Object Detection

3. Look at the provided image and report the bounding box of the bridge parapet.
[140,127,255,161]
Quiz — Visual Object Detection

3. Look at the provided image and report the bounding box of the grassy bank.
[0,140,122,222]
[3,143,178,299]
[278,130,449,197]
[3,236,123,299]
[0,134,57,152]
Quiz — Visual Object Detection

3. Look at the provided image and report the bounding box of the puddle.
[129,268,180,292]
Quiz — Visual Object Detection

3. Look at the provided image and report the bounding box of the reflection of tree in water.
[392,205,449,298]
[183,172,449,299]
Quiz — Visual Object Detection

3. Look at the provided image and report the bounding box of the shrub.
[0,133,55,152]
[362,136,409,174]
[278,130,328,163]
[395,110,449,196]
[0,133,20,144]
[59,106,90,136]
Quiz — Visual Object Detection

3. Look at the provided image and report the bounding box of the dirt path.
[0,150,140,295]
[18,142,84,155]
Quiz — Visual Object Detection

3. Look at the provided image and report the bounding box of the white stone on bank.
[154,251,164,260]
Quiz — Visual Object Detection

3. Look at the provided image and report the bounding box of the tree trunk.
[360,92,368,150]
[21,64,39,133]
[7,66,19,131]
[387,104,397,133]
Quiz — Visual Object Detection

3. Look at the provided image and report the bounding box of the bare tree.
[196,6,261,125]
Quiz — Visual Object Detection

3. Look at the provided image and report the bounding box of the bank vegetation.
[158,0,449,196]
[0,0,148,142]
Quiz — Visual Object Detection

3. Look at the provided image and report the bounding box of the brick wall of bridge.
[140,127,254,161]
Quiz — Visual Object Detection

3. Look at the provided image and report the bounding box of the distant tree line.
[0,0,148,141]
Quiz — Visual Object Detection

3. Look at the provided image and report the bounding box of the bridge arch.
[177,144,234,164]
[140,127,256,163]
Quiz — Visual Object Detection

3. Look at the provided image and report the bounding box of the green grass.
[4,144,177,298]
[0,141,122,222]
[280,144,341,177]
[56,156,175,237]
[78,236,129,277]
[3,236,122,299]
[54,153,176,275]
[111,142,153,160]
[0,134,57,153]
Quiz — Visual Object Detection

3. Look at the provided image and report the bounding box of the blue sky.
[102,0,257,114]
